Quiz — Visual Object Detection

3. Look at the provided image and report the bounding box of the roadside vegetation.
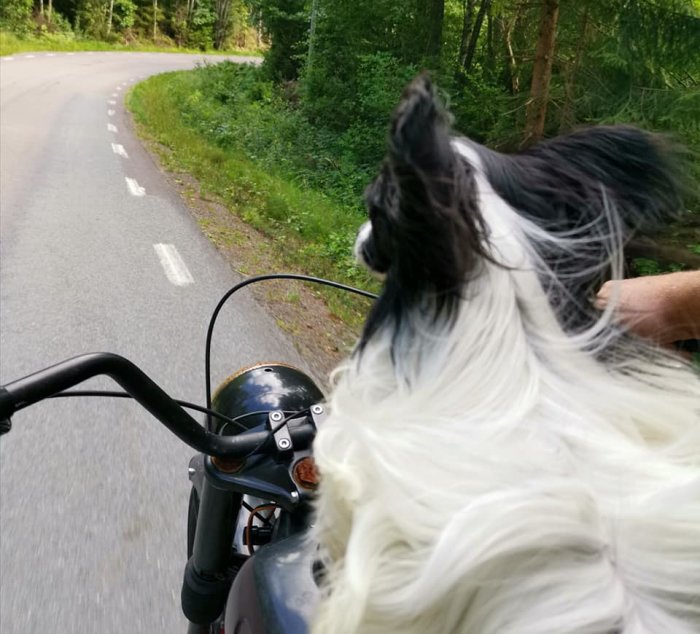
[126,1,698,287]
[127,66,378,328]
[0,0,262,55]
[0,30,258,54]
[7,0,698,325]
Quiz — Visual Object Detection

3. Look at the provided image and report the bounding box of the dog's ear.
[379,74,489,320]
[389,74,453,190]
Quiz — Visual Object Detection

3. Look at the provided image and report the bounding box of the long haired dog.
[311,75,700,634]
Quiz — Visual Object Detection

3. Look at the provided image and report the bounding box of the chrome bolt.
[311,405,323,415]
[278,438,291,450]
[270,411,283,423]
[291,491,299,500]
[188,467,196,476]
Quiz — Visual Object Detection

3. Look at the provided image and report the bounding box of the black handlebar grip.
[0,386,15,423]
[0,418,11,436]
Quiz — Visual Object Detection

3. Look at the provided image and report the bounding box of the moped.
[0,274,375,634]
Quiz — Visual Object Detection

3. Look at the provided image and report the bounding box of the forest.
[3,0,700,273]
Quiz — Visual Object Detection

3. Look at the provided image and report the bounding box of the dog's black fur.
[359,74,685,350]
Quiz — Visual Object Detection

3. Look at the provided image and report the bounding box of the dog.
[310,75,700,634]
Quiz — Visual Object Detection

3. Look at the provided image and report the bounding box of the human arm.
[595,271,700,345]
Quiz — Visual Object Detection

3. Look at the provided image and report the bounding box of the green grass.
[127,70,377,327]
[0,30,261,57]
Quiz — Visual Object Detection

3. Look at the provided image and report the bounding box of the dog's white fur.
[311,141,700,634]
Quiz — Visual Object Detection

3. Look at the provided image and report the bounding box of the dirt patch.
[143,143,367,387]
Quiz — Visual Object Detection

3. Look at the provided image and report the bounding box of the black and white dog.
[311,75,700,633]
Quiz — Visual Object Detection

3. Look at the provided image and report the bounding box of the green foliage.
[1,0,262,50]
[301,0,424,130]
[188,2,215,49]
[249,0,308,81]
[113,0,137,31]
[173,61,374,208]
[333,53,418,166]
[0,0,33,34]
[76,0,108,38]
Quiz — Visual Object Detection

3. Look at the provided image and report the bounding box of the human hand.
[595,271,700,345]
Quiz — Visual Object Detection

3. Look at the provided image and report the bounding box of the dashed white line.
[46,53,56,57]
[107,123,118,133]
[108,99,116,105]
[125,177,145,197]
[25,54,35,59]
[111,92,118,97]
[116,87,122,91]
[111,143,129,158]
[3,57,15,61]
[153,244,194,287]
[107,109,115,116]
[67,52,75,56]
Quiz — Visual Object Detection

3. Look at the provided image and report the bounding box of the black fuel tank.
[224,532,318,634]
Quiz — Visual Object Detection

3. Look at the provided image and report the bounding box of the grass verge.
[0,31,261,56]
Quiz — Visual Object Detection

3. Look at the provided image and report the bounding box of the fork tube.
[181,470,240,626]
[192,476,237,571]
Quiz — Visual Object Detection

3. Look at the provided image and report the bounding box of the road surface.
[0,51,310,633]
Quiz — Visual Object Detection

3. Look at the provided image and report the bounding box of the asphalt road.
[0,52,310,633]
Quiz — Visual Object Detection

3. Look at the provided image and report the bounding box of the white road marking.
[25,55,35,59]
[125,177,145,197]
[108,100,116,105]
[4,57,15,61]
[153,244,194,287]
[111,143,129,159]
[67,52,75,56]
[112,92,118,97]
[107,123,118,133]
[116,86,121,91]
[47,53,56,57]
[108,109,115,116]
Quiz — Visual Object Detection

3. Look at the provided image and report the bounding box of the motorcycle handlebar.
[0,353,315,458]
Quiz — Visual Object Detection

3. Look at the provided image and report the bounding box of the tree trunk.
[417,0,445,61]
[39,0,44,17]
[186,0,196,25]
[214,0,232,49]
[47,0,52,23]
[463,0,491,72]
[486,3,494,71]
[559,8,589,132]
[502,14,520,93]
[107,0,115,34]
[426,0,445,61]
[307,0,319,74]
[458,0,476,67]
[522,0,559,147]
[153,0,158,40]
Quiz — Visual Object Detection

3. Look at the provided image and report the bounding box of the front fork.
[182,455,241,629]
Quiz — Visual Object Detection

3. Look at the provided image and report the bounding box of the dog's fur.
[310,75,700,634]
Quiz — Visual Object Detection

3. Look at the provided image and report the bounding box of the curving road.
[0,52,309,633]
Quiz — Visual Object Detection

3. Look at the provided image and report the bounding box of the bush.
[0,0,33,34]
